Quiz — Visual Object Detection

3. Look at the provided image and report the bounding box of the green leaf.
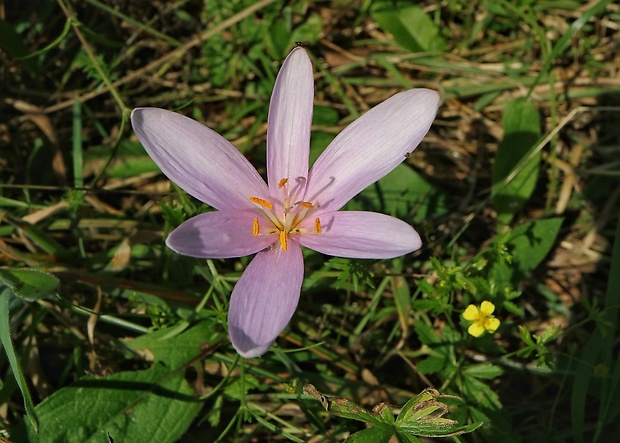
[397,421,481,439]
[397,389,444,424]
[413,322,441,346]
[394,430,422,443]
[0,269,60,301]
[395,389,482,438]
[492,98,542,225]
[462,376,502,409]
[377,403,395,425]
[490,217,563,285]
[13,363,202,443]
[352,165,450,221]
[372,5,445,53]
[0,287,39,432]
[346,424,394,443]
[415,356,446,375]
[290,13,322,46]
[462,363,504,379]
[126,319,224,368]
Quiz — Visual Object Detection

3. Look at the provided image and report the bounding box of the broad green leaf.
[492,98,541,225]
[394,430,422,443]
[0,269,60,301]
[14,363,202,443]
[290,13,322,46]
[126,319,224,368]
[372,5,445,53]
[346,424,394,443]
[490,217,563,285]
[351,164,450,221]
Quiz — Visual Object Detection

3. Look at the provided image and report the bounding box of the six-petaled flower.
[131,47,440,357]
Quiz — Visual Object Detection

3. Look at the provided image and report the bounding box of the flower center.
[249,176,322,251]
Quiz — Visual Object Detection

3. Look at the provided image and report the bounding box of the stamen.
[314,218,322,234]
[279,230,288,251]
[278,178,288,188]
[249,196,273,209]
[300,201,314,209]
[252,218,259,236]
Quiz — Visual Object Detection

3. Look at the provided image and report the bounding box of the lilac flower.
[131,47,439,358]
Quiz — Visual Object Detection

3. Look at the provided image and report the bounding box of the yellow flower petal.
[463,304,480,321]
[479,301,495,316]
[468,322,485,338]
[485,317,500,333]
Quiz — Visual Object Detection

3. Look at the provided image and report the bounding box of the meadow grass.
[1,0,619,442]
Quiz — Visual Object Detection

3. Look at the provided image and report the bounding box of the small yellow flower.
[463,301,500,337]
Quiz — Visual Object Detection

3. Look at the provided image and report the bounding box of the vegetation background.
[1,0,619,442]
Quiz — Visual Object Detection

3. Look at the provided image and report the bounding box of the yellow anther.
[252,218,259,236]
[314,218,322,234]
[279,230,288,251]
[249,196,273,209]
[278,178,288,188]
[301,201,314,209]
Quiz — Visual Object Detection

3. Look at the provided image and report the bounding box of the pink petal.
[166,211,277,258]
[296,211,421,259]
[305,89,440,212]
[131,108,269,211]
[228,242,304,358]
[266,47,314,197]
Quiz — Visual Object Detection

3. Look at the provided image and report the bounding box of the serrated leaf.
[492,99,541,224]
[503,299,524,316]
[0,269,59,301]
[415,356,446,375]
[377,403,395,424]
[13,363,202,443]
[413,322,440,346]
[462,376,502,409]
[397,389,446,424]
[372,5,445,53]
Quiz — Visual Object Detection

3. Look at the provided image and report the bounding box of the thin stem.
[56,0,130,115]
